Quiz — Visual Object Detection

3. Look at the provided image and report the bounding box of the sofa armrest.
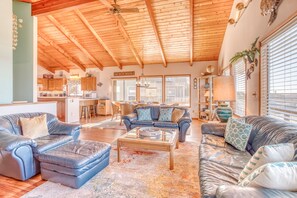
[216,185,297,198]
[201,123,226,137]
[0,131,36,152]
[122,113,137,122]
[48,121,81,138]
[178,116,192,126]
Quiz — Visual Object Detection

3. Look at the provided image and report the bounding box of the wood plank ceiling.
[34,0,234,72]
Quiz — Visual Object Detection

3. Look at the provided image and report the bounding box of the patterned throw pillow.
[239,162,297,191]
[171,108,185,123]
[136,108,152,121]
[158,108,173,122]
[238,143,295,182]
[224,117,252,151]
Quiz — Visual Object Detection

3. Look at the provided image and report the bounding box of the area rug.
[22,142,200,198]
[82,119,126,130]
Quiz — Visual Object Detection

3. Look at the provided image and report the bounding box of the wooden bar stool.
[80,106,90,120]
[89,105,97,118]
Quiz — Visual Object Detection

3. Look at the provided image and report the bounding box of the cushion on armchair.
[20,114,49,139]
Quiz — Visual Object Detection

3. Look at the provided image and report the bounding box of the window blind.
[234,60,246,116]
[261,17,297,122]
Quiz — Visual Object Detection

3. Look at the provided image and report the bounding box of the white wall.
[0,0,13,104]
[0,102,57,116]
[219,0,297,115]
[38,61,218,118]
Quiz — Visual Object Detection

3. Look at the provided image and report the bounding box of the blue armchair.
[0,112,81,181]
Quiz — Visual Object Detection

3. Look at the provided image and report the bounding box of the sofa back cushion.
[245,116,297,159]
[0,113,57,135]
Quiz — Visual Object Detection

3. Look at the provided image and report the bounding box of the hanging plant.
[230,37,260,80]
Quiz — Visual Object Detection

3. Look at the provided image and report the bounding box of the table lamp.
[213,76,235,122]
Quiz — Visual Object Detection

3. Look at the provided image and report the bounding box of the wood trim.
[189,0,194,66]
[144,0,167,67]
[38,59,55,73]
[38,32,86,71]
[38,47,70,73]
[259,42,262,116]
[260,10,297,43]
[74,9,122,70]
[32,0,96,16]
[47,15,104,70]
[117,19,144,69]
[164,74,192,108]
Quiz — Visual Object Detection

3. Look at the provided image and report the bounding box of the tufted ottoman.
[38,140,111,189]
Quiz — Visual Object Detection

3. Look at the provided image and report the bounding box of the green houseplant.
[230,37,260,79]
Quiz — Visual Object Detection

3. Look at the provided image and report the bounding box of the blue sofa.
[122,106,192,142]
[199,116,297,198]
[0,112,80,181]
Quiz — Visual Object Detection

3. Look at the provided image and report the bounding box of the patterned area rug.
[22,142,200,198]
[82,119,126,130]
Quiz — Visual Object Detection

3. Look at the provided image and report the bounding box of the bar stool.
[89,105,97,118]
[80,106,90,120]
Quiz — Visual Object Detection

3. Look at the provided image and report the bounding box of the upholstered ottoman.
[38,140,111,189]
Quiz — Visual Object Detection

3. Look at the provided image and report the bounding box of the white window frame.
[233,60,246,117]
[261,17,297,122]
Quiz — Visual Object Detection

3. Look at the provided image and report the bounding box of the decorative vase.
[216,105,233,123]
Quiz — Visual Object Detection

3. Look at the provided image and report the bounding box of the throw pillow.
[158,108,173,122]
[171,108,185,123]
[239,162,297,191]
[136,108,152,121]
[20,114,48,139]
[238,143,295,182]
[225,117,252,151]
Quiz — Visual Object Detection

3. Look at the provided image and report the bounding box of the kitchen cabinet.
[97,100,111,115]
[81,77,96,91]
[48,78,66,91]
[38,78,49,91]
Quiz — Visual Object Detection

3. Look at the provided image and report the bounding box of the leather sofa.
[199,116,297,198]
[0,112,81,181]
[122,106,192,142]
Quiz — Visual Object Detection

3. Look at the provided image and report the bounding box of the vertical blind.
[261,17,297,122]
[234,60,246,116]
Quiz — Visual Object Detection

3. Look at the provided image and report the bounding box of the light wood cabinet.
[38,78,49,91]
[81,77,96,91]
[97,100,111,115]
[47,78,66,91]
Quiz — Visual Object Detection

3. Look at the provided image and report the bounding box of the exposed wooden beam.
[190,0,194,66]
[38,47,70,73]
[74,9,122,70]
[32,0,96,16]
[39,32,87,72]
[38,59,55,73]
[144,0,167,67]
[99,0,143,68]
[47,15,104,70]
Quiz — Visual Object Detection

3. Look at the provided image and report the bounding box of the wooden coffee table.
[117,127,179,170]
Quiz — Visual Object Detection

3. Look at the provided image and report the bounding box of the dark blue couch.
[0,112,80,181]
[122,106,192,142]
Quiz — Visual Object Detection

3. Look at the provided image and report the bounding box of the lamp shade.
[213,76,235,102]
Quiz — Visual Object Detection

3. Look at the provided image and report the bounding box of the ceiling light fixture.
[136,68,150,88]
[228,0,252,26]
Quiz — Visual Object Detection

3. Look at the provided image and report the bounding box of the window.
[139,76,163,103]
[112,78,136,101]
[68,78,83,97]
[165,75,190,106]
[234,60,246,116]
[261,18,297,122]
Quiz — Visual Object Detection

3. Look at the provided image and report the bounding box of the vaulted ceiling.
[29,0,234,72]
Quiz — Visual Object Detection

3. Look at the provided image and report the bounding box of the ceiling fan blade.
[120,8,139,13]
[117,14,127,26]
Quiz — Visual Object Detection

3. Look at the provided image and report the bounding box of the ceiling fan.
[100,0,139,26]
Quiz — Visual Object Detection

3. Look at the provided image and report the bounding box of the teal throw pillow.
[137,108,152,121]
[158,108,173,122]
[225,117,252,151]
